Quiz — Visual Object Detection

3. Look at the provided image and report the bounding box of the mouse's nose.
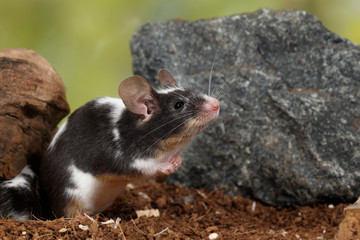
[201,96,219,123]
[212,101,219,111]
[205,96,219,112]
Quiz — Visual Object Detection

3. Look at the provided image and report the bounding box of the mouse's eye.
[174,101,184,110]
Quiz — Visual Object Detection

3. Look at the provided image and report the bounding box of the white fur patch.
[112,128,120,141]
[94,97,125,141]
[65,164,123,213]
[131,158,159,175]
[94,97,125,124]
[4,166,34,190]
[94,97,116,105]
[157,86,183,94]
[19,165,35,178]
[65,165,97,210]
[131,156,180,175]
[48,120,68,150]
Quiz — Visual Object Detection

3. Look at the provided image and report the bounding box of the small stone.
[58,228,67,233]
[183,195,196,204]
[215,210,222,215]
[340,118,348,124]
[126,183,135,190]
[251,201,256,212]
[208,233,219,239]
[281,231,288,237]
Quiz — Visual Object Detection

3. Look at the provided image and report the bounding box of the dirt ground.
[0,180,346,240]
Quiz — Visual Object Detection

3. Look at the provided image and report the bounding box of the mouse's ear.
[118,76,158,121]
[159,69,177,87]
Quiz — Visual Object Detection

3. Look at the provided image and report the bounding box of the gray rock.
[130,8,360,206]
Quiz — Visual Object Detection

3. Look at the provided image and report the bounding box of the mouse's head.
[118,69,219,157]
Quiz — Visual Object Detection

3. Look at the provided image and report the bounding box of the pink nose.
[203,96,220,113]
[212,102,219,111]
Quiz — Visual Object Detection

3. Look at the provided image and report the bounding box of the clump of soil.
[0,181,346,239]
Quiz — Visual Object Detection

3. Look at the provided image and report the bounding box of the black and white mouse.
[1,69,220,219]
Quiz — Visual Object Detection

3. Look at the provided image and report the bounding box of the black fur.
[0,166,41,220]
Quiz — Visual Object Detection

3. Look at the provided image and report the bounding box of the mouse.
[38,69,220,218]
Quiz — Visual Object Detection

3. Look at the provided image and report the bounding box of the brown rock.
[0,48,69,179]
[335,197,360,240]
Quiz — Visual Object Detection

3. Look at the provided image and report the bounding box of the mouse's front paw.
[157,155,182,175]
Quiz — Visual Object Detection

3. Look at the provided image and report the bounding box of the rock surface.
[131,9,360,206]
[0,48,69,179]
[335,198,360,240]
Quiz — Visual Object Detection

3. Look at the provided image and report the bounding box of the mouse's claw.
[170,155,182,169]
[157,155,182,175]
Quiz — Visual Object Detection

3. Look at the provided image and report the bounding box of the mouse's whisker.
[212,86,224,100]
[170,44,183,82]
[210,86,220,98]
[125,112,193,142]
[135,112,195,145]
[218,72,237,89]
[211,73,239,100]
[208,46,220,96]
[138,118,190,157]
[212,73,237,95]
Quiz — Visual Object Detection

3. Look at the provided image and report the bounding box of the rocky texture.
[131,9,360,206]
[335,198,360,240]
[0,48,69,179]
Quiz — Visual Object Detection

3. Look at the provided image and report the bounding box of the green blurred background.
[1,0,359,114]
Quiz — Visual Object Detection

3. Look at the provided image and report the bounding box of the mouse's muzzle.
[198,95,220,124]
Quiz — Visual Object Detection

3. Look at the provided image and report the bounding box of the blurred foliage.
[0,0,359,114]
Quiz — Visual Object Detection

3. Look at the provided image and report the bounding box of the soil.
[0,180,346,240]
